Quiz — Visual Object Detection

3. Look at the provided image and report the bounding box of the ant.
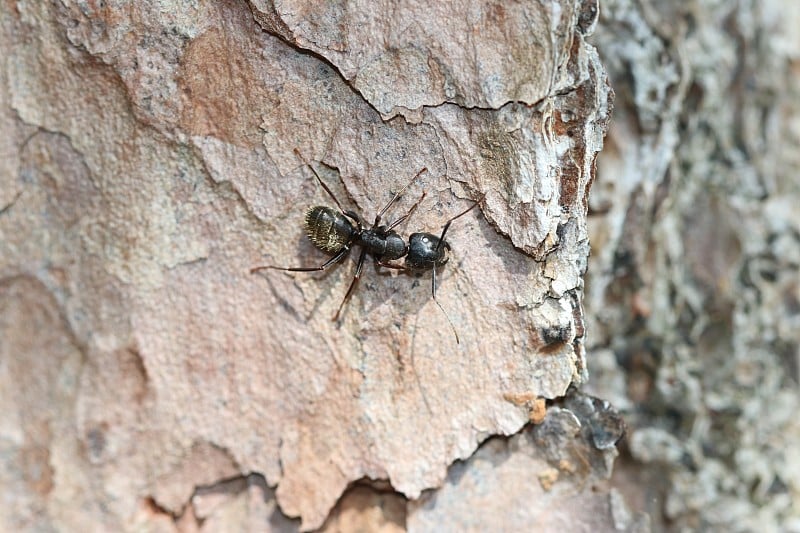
[250,149,479,342]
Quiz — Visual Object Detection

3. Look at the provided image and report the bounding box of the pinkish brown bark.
[0,0,617,530]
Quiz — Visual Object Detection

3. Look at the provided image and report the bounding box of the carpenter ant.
[250,149,478,341]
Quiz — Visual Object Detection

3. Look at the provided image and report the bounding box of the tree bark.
[9,0,795,531]
[586,1,800,531]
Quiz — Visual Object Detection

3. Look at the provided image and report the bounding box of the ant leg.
[333,247,368,321]
[373,168,428,227]
[294,148,348,214]
[431,265,461,344]
[343,210,365,230]
[250,246,349,274]
[386,191,427,231]
[375,260,406,270]
[434,198,481,253]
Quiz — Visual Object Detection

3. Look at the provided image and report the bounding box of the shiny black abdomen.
[405,232,450,270]
[304,206,357,254]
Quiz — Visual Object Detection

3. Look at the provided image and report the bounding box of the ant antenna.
[434,197,482,253]
[428,194,483,343]
[431,265,461,344]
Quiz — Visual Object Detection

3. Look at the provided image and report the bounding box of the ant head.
[406,232,449,270]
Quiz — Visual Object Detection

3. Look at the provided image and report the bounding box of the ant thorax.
[360,228,407,261]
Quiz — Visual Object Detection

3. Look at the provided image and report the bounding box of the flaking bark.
[0,1,621,530]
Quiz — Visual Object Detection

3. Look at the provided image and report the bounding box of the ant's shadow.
[280,235,462,323]
[280,239,434,319]
[359,256,463,321]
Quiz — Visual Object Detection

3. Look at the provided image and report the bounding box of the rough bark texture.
[5,0,798,531]
[588,1,800,531]
[1,0,619,531]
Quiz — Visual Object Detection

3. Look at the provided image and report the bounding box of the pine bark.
[5,0,794,531]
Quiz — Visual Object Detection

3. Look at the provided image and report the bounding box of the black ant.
[250,149,478,342]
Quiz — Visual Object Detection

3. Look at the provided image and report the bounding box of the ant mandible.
[250,149,478,342]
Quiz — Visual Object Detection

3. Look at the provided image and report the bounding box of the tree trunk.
[3,0,794,531]
[586,1,800,531]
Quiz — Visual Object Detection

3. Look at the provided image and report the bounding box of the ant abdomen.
[304,206,356,254]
